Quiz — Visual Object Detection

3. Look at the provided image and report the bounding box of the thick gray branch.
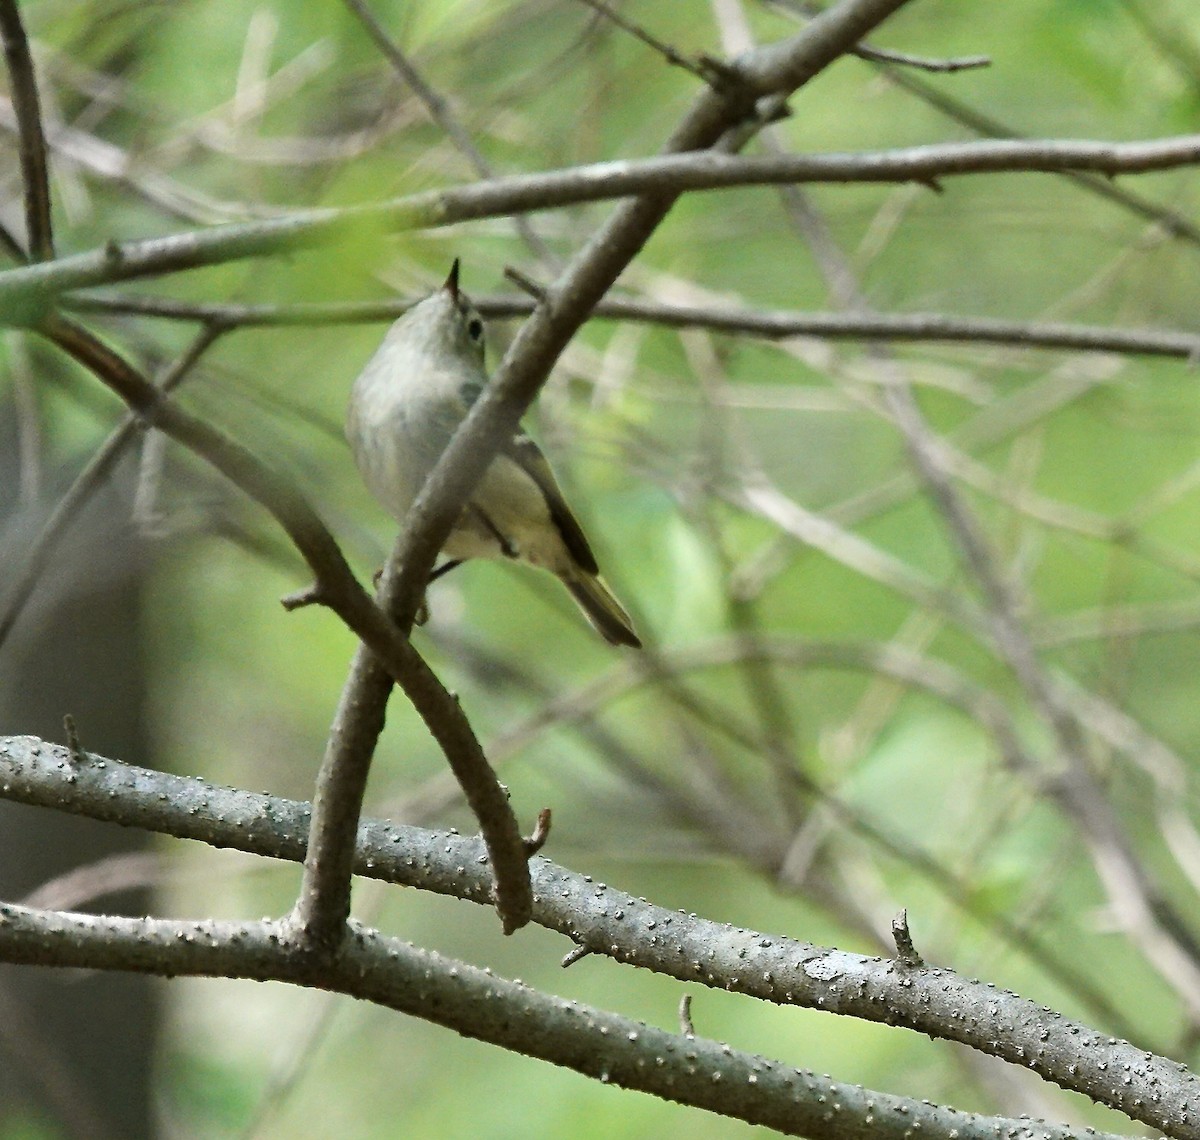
[0,901,1129,1140]
[0,734,1193,1138]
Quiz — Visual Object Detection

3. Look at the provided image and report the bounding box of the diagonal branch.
[0,0,53,260]
[294,0,920,955]
[291,2,921,948]
[37,312,533,935]
[383,0,920,637]
[340,0,554,263]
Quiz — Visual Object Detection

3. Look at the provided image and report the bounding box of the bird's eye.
[467,317,484,341]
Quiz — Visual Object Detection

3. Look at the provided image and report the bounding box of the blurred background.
[2,0,1200,1135]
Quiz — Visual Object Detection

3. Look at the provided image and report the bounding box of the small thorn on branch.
[892,908,925,968]
[679,993,695,1037]
[63,713,88,764]
[561,942,593,968]
[523,807,552,857]
[281,584,326,611]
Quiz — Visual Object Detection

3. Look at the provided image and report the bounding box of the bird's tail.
[563,572,641,648]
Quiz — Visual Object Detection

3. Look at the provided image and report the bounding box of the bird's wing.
[502,433,600,576]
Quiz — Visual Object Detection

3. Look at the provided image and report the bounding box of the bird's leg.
[429,559,464,582]
[470,505,517,559]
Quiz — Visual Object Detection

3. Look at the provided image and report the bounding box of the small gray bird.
[346,260,641,648]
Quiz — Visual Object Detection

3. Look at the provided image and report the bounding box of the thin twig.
[561,943,592,967]
[679,993,696,1036]
[571,0,741,90]
[340,0,554,264]
[853,43,990,71]
[67,289,1200,360]
[877,61,1200,247]
[0,0,54,259]
[524,808,552,856]
[891,909,924,967]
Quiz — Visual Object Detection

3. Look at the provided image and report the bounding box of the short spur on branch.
[346,260,641,647]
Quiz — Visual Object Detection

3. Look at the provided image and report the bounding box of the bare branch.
[874,60,1200,246]
[68,289,1200,359]
[0,898,1134,1140]
[0,733,1186,1139]
[570,0,739,89]
[5,132,1200,321]
[382,0,929,655]
[853,43,990,71]
[340,0,554,263]
[290,642,394,947]
[0,0,53,259]
[37,313,532,934]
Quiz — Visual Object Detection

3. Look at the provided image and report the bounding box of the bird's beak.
[443,258,460,301]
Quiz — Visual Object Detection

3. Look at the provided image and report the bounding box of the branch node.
[679,992,695,1037]
[891,908,925,968]
[104,239,124,266]
[523,808,552,857]
[695,53,745,93]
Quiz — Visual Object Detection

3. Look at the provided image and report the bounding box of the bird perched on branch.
[346,260,641,648]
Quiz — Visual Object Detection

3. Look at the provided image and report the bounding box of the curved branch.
[0,734,1189,1139]
[38,313,533,934]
